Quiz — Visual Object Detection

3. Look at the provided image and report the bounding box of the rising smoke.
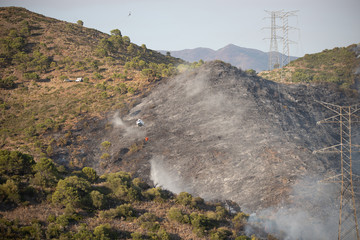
[150,155,191,194]
[111,111,146,139]
[246,176,339,240]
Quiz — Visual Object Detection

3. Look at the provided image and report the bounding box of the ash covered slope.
[108,61,358,212]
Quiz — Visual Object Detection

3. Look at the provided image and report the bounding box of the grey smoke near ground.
[246,176,341,240]
[111,112,146,139]
[150,156,190,194]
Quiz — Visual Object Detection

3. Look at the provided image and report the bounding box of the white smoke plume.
[150,156,190,194]
[246,176,340,240]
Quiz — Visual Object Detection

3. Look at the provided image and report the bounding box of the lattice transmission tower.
[264,10,282,70]
[264,10,298,71]
[314,101,360,240]
[280,11,298,68]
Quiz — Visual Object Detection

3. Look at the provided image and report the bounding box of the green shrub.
[143,187,171,202]
[47,214,56,223]
[191,196,205,209]
[210,227,232,240]
[60,75,68,80]
[90,190,106,209]
[190,212,218,237]
[52,176,91,208]
[101,141,111,151]
[132,177,149,191]
[245,69,257,76]
[102,171,143,201]
[23,72,40,81]
[232,212,249,231]
[131,232,143,240]
[93,224,114,240]
[127,186,142,202]
[137,212,160,232]
[55,214,71,228]
[82,167,98,183]
[45,223,62,239]
[20,221,43,239]
[127,86,135,94]
[0,76,17,89]
[0,179,21,204]
[100,153,110,160]
[105,171,132,190]
[32,157,59,187]
[25,126,37,137]
[100,203,135,220]
[176,192,193,206]
[116,83,128,94]
[167,207,190,224]
[151,227,170,240]
[93,72,104,80]
[73,223,95,240]
[0,150,35,178]
[215,206,229,220]
[235,236,251,240]
[0,217,18,239]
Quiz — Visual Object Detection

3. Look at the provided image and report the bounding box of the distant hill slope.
[159,44,297,72]
[259,44,360,91]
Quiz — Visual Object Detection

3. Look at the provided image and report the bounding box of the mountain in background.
[159,44,298,72]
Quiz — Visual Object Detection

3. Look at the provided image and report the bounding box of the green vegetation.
[259,44,360,90]
[81,166,98,183]
[0,75,16,89]
[100,203,135,219]
[0,149,258,239]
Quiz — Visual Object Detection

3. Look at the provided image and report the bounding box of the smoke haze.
[150,156,190,194]
[111,112,146,139]
[246,176,340,239]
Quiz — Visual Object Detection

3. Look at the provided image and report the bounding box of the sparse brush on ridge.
[259,44,360,91]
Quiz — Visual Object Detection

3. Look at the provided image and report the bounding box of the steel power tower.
[314,101,360,240]
[264,10,282,70]
[264,10,298,72]
[280,11,298,68]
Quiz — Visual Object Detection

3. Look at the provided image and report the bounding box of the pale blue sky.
[1,0,359,57]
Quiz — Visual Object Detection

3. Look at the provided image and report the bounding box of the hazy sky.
[1,0,359,56]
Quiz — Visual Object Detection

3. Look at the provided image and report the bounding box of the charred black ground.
[56,61,360,213]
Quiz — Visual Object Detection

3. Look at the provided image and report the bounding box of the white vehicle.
[136,119,144,127]
[75,77,83,82]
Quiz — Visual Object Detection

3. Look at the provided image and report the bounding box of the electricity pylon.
[314,101,360,240]
[264,10,282,70]
[264,10,298,70]
[280,11,298,68]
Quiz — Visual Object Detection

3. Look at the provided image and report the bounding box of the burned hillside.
[63,61,359,214]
